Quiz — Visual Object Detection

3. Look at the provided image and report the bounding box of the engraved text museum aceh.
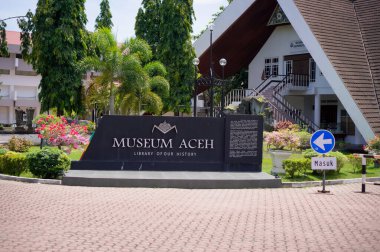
[71,115,264,172]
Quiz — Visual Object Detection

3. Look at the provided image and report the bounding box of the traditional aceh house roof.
[194,0,380,141]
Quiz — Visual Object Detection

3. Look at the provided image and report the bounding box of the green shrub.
[303,149,318,159]
[283,158,311,178]
[335,141,347,151]
[8,136,32,152]
[325,151,348,173]
[0,124,4,130]
[0,148,8,155]
[347,154,361,173]
[27,147,71,179]
[0,151,28,176]
[295,131,312,150]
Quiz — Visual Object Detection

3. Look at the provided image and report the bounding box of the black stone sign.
[71,115,263,172]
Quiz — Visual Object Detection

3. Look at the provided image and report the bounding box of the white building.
[194,0,380,145]
[0,31,41,124]
[0,31,96,125]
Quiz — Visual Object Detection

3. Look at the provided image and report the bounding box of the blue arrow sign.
[310,130,335,154]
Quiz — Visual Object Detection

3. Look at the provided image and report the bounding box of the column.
[9,85,15,124]
[314,93,320,127]
[337,101,342,132]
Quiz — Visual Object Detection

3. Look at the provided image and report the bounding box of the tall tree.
[22,0,87,115]
[17,10,34,61]
[0,20,8,57]
[135,0,161,57]
[95,0,113,30]
[157,0,196,112]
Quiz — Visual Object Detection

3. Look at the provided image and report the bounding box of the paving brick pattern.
[0,180,379,251]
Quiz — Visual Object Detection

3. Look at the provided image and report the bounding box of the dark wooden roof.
[197,0,277,78]
[294,0,380,134]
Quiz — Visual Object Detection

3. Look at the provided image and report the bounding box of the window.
[309,58,316,82]
[285,60,292,75]
[264,57,279,78]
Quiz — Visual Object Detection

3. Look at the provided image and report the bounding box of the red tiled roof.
[293,0,380,134]
[5,30,21,45]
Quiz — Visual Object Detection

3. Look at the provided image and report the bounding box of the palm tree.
[82,30,169,116]
[117,39,169,115]
[82,28,121,115]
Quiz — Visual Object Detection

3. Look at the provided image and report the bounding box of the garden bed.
[262,149,380,182]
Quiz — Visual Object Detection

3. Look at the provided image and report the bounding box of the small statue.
[15,107,25,127]
[26,107,35,132]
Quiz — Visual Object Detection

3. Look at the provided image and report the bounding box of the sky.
[0,0,229,42]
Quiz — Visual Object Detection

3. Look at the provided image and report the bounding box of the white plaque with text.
[311,157,337,170]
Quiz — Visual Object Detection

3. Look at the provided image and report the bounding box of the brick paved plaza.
[0,180,379,252]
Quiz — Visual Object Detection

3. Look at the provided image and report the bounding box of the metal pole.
[209,29,214,117]
[318,153,330,193]
[362,155,366,193]
[322,170,326,192]
[193,67,197,117]
[221,65,225,117]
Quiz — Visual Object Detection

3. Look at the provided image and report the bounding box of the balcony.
[0,57,38,76]
[0,57,14,74]
[15,59,37,76]
[285,73,310,91]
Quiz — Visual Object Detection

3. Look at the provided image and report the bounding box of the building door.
[284,53,310,75]
[320,105,337,130]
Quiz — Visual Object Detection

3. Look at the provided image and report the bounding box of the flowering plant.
[275,120,300,131]
[34,115,89,153]
[264,129,301,151]
[365,135,380,154]
[33,114,61,128]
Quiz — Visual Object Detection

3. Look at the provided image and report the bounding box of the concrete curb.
[1,172,379,188]
[282,177,380,188]
[0,173,61,185]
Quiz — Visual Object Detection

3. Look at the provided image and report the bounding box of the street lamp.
[209,23,215,117]
[192,57,200,117]
[219,58,227,117]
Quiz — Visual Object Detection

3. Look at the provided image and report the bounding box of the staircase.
[223,74,319,132]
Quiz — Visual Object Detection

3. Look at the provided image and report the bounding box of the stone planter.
[269,150,293,174]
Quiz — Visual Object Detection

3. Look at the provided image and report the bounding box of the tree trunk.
[57,108,64,116]
[109,82,114,115]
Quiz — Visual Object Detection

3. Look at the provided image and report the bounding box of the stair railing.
[256,75,287,93]
[218,73,319,132]
[275,73,310,94]
[222,89,257,108]
[271,90,319,132]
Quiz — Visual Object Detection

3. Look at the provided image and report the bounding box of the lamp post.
[219,58,227,117]
[192,58,200,117]
[209,23,215,117]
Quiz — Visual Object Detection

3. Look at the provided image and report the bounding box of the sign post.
[310,130,336,193]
